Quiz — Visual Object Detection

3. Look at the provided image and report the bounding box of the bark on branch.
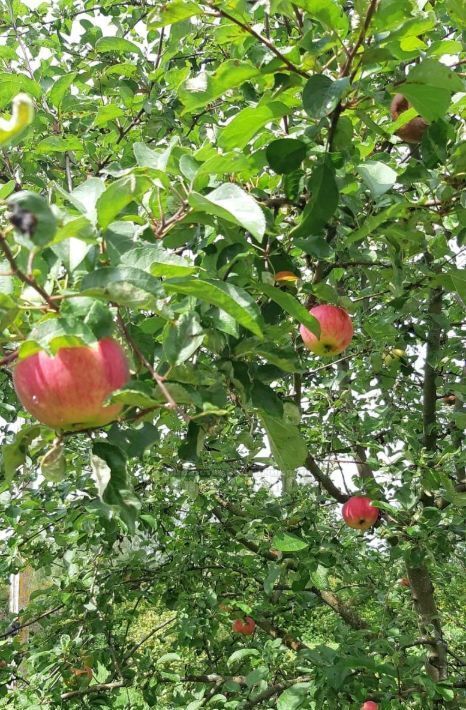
[406,285,448,682]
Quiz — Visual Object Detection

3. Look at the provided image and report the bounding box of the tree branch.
[422,288,443,451]
[406,284,448,682]
[305,454,349,503]
[206,3,309,79]
[327,0,379,150]
[61,681,125,700]
[0,233,59,311]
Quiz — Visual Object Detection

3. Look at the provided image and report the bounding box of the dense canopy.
[0,0,465,708]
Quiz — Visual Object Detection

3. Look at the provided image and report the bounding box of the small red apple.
[232,617,255,635]
[13,338,129,430]
[361,702,378,710]
[399,577,410,588]
[300,304,353,356]
[342,496,379,531]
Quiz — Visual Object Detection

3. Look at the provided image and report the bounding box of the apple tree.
[0,0,465,707]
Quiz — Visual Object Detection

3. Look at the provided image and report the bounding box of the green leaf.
[266,139,306,174]
[164,278,263,337]
[66,177,105,224]
[96,175,152,228]
[7,191,57,246]
[0,180,16,199]
[91,442,140,532]
[18,317,96,358]
[133,140,177,172]
[259,283,320,336]
[303,75,349,119]
[347,203,404,244]
[36,135,82,154]
[157,653,182,664]
[356,161,398,198]
[48,73,77,108]
[227,649,260,667]
[1,425,43,480]
[397,84,450,122]
[40,441,66,482]
[189,184,266,241]
[450,269,466,307]
[149,0,203,27]
[95,37,141,55]
[259,413,307,471]
[163,313,204,365]
[446,0,466,26]
[80,267,164,306]
[235,339,303,373]
[0,73,41,108]
[93,104,125,127]
[406,59,464,93]
[219,101,290,151]
[291,158,338,237]
[179,60,259,114]
[263,563,282,595]
[271,532,308,552]
[277,683,312,710]
[294,0,349,33]
[294,235,333,259]
[121,244,196,278]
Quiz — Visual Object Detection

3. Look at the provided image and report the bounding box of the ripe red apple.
[342,496,379,531]
[300,304,353,356]
[13,338,129,430]
[361,702,378,710]
[232,617,255,635]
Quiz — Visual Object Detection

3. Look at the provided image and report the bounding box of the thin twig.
[116,310,190,422]
[205,2,309,79]
[0,233,59,311]
[123,616,176,661]
[61,681,125,700]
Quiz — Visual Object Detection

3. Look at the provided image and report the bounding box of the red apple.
[13,338,129,430]
[300,304,353,356]
[232,617,256,635]
[361,702,378,710]
[342,496,379,531]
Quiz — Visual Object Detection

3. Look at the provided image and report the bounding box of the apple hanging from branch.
[13,338,129,430]
[361,702,378,710]
[232,617,256,635]
[390,93,427,144]
[342,496,380,531]
[300,304,353,356]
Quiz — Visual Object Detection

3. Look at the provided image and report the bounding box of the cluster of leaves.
[0,0,464,707]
